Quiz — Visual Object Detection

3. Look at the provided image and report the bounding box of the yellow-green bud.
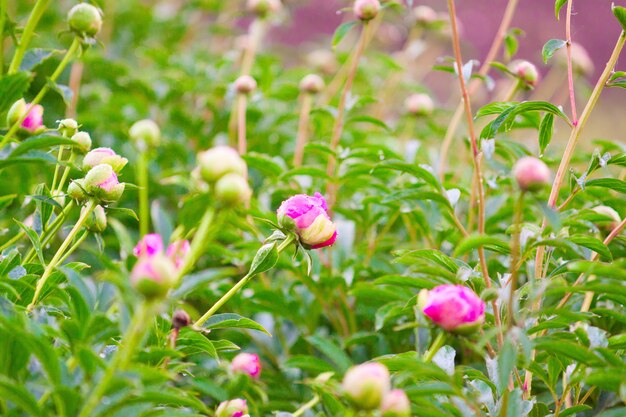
[68,3,103,38]
[215,173,252,206]
[58,118,78,137]
[71,131,92,153]
[67,179,88,202]
[83,204,107,232]
[129,119,160,147]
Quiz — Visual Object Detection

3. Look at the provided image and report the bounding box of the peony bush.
[0,0,625,416]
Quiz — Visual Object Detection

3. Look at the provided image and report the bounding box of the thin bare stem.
[325,22,371,208]
[236,94,248,156]
[565,0,578,123]
[8,0,51,74]
[293,93,313,167]
[438,0,520,177]
[67,61,84,118]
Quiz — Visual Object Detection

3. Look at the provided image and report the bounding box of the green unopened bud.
[68,3,103,38]
[129,119,160,148]
[67,179,88,202]
[84,164,125,202]
[58,118,78,137]
[83,204,107,232]
[71,131,92,153]
[197,146,247,183]
[215,173,252,206]
[246,0,281,18]
[7,99,26,127]
[354,0,380,21]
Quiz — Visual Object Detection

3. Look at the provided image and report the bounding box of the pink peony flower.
[512,156,551,192]
[166,240,190,269]
[354,0,380,21]
[381,389,411,417]
[133,233,164,258]
[231,352,261,378]
[420,284,485,331]
[342,362,390,410]
[21,103,44,132]
[277,192,337,249]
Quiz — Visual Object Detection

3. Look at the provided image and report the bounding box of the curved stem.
[293,93,313,167]
[27,199,94,311]
[137,151,150,237]
[292,395,320,417]
[50,146,66,193]
[325,22,371,208]
[1,37,81,148]
[77,300,158,417]
[0,0,7,74]
[56,230,88,265]
[54,152,77,197]
[438,0,520,177]
[423,332,446,363]
[7,0,51,74]
[194,235,295,327]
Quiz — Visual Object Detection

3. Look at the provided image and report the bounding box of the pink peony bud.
[413,6,438,27]
[381,389,411,417]
[84,164,125,202]
[512,156,551,192]
[231,352,261,378]
[8,100,44,132]
[509,60,539,87]
[277,192,337,249]
[420,284,485,331]
[133,233,164,258]
[131,254,177,298]
[166,240,190,269]
[234,75,257,94]
[354,0,381,21]
[172,309,191,329]
[299,74,325,94]
[83,147,128,173]
[215,399,249,417]
[405,93,434,116]
[342,362,391,410]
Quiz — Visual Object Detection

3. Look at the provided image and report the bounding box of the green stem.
[27,199,95,311]
[423,332,446,363]
[1,37,80,148]
[0,0,7,74]
[55,152,77,196]
[174,208,215,285]
[137,151,150,237]
[507,191,524,329]
[292,395,320,417]
[24,200,75,264]
[77,300,157,417]
[56,230,88,265]
[194,234,295,327]
[50,146,66,194]
[7,0,51,74]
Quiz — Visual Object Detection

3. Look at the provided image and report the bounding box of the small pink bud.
[405,93,434,116]
[215,399,249,417]
[234,75,257,94]
[299,74,325,94]
[84,164,125,202]
[83,147,128,173]
[166,240,190,269]
[509,60,539,87]
[381,389,411,417]
[231,353,261,378]
[413,6,438,27]
[133,233,164,258]
[342,362,391,410]
[354,0,381,21]
[8,100,44,132]
[130,254,177,298]
[277,192,337,249]
[512,156,551,192]
[420,284,485,332]
[246,0,281,17]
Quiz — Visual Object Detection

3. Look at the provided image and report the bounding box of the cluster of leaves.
[0,0,625,416]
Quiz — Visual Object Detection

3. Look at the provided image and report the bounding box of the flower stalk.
[7,0,52,74]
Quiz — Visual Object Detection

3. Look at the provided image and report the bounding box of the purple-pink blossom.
[21,103,44,132]
[277,192,337,249]
[133,233,164,257]
[421,284,485,331]
[231,352,261,378]
[166,240,191,269]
